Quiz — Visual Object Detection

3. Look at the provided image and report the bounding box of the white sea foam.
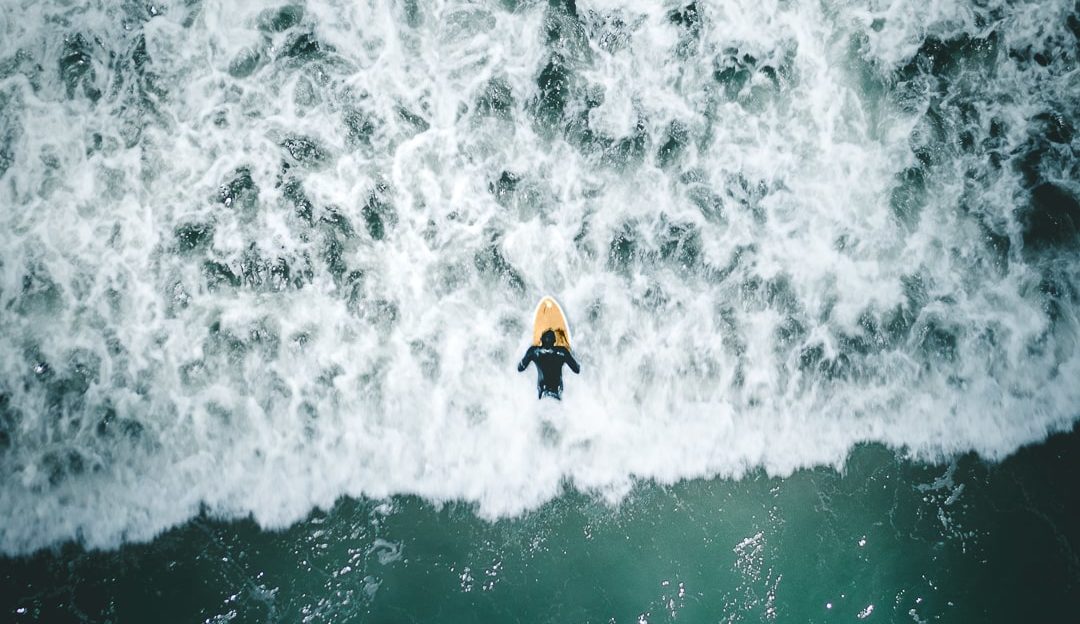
[0,0,1077,554]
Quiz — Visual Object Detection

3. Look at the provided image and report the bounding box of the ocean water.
[3,430,1079,621]
[1,0,1078,620]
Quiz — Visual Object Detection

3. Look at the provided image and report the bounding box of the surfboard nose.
[532,296,571,348]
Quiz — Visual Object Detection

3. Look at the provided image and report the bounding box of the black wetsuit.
[518,345,581,399]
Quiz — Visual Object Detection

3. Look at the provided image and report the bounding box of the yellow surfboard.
[532,296,572,349]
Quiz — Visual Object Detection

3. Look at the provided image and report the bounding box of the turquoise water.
[2,0,1080,620]
[5,429,1078,621]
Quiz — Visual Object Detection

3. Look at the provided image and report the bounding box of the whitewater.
[0,0,1078,555]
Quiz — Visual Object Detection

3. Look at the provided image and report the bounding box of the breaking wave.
[1,0,1078,554]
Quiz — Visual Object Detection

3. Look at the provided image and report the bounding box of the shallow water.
[1,0,1079,618]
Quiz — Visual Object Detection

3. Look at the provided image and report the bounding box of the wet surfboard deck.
[532,296,572,349]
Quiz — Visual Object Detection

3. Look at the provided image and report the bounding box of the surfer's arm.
[517,347,536,372]
[564,349,580,374]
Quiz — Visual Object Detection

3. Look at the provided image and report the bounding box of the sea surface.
[1,0,1078,621]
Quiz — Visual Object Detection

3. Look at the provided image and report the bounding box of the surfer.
[518,329,581,400]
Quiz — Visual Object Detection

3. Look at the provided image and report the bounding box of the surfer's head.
[541,330,556,347]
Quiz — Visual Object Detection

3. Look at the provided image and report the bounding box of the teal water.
[5,427,1078,622]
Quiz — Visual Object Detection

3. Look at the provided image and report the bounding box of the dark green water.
[5,425,1077,623]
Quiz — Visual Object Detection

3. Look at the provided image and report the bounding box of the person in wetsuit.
[518,329,581,400]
